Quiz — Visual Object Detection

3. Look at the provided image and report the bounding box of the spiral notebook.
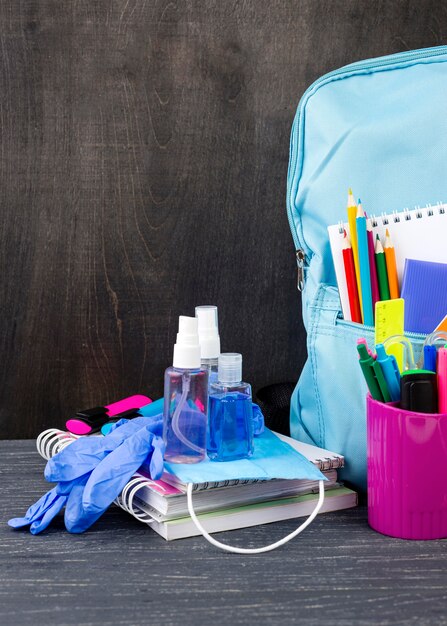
[328,203,447,321]
[35,427,354,540]
[124,487,357,541]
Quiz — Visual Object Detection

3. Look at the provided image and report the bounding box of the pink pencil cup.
[367,395,447,540]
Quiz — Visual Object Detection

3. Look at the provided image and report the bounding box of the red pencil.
[342,229,362,323]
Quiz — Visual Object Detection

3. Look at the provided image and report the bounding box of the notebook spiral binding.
[337,201,445,233]
[315,457,343,471]
[36,428,78,460]
[370,202,445,227]
[35,430,156,526]
[114,475,156,526]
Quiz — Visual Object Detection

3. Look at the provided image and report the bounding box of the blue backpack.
[286,46,447,489]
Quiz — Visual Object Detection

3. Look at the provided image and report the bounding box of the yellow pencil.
[347,188,363,316]
[384,228,399,299]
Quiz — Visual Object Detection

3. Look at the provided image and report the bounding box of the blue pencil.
[356,204,374,326]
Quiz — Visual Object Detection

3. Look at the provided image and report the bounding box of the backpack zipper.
[335,313,426,341]
[296,249,306,291]
[287,45,447,290]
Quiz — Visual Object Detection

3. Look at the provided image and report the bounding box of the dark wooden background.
[1,1,446,438]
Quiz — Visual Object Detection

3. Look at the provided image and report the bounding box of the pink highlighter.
[65,395,151,435]
[357,337,376,359]
[438,347,447,413]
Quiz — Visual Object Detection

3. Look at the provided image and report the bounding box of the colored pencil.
[364,205,380,311]
[356,204,374,326]
[342,229,362,323]
[384,228,399,299]
[375,235,390,300]
[347,188,362,314]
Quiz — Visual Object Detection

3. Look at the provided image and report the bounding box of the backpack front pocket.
[291,283,425,489]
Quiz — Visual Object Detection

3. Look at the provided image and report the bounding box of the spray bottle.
[163,316,208,463]
[195,305,220,386]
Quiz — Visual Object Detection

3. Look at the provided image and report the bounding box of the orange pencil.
[384,228,399,299]
[342,229,362,323]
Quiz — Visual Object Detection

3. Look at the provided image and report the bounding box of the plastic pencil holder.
[367,394,447,540]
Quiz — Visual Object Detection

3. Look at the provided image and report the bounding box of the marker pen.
[371,358,391,403]
[66,394,151,435]
[438,347,447,413]
[100,397,165,436]
[375,344,400,402]
[400,370,438,414]
[357,338,375,359]
[357,344,383,401]
[423,344,438,373]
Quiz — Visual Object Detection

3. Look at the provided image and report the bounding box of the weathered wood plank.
[1,441,446,625]
[1,0,446,438]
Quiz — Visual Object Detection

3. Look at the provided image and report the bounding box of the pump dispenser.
[208,353,254,461]
[195,305,220,385]
[163,316,208,463]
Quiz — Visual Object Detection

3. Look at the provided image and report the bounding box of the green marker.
[375,234,390,301]
[371,359,391,402]
[357,343,383,401]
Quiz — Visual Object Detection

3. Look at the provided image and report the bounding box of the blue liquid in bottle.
[207,353,254,461]
[208,391,254,461]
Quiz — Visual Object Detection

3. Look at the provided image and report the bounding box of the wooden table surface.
[1,440,446,626]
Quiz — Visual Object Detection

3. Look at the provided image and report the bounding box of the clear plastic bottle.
[208,353,254,461]
[163,316,208,464]
[195,305,220,387]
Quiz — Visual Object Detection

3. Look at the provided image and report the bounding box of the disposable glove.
[7,477,86,534]
[252,403,265,436]
[65,419,164,533]
[45,415,158,482]
[8,415,163,534]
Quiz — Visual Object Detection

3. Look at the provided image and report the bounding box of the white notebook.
[130,469,338,520]
[130,487,357,541]
[328,203,447,321]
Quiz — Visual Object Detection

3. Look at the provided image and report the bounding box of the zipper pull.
[296,249,306,291]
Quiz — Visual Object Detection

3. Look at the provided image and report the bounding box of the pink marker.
[66,394,151,435]
[365,210,380,312]
[357,338,376,359]
[438,348,447,413]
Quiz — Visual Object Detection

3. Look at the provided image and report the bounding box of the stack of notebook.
[36,429,357,540]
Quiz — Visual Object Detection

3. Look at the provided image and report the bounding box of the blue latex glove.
[9,415,163,534]
[7,477,86,534]
[66,420,164,533]
[45,415,159,482]
[252,403,265,436]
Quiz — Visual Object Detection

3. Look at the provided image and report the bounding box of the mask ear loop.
[186,480,325,554]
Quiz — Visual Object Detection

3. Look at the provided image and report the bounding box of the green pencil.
[375,235,390,301]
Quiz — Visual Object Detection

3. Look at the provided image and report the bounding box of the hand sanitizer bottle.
[163,316,208,464]
[208,353,254,461]
[195,305,220,387]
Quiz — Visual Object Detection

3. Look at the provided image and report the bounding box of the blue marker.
[423,344,437,373]
[375,343,401,401]
[100,398,165,435]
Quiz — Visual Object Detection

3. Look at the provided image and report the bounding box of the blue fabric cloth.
[163,428,325,483]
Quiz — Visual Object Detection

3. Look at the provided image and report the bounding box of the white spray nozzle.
[218,352,242,384]
[195,305,220,359]
[173,316,201,369]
